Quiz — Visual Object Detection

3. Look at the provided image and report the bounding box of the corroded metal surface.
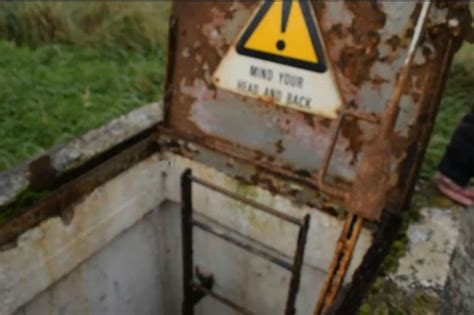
[165,1,469,222]
[314,214,364,314]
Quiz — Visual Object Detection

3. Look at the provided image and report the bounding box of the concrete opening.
[3,153,372,315]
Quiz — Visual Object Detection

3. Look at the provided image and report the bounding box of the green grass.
[0,2,170,50]
[0,41,165,171]
[0,3,170,172]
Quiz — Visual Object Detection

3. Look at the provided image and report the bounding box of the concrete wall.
[1,153,373,315]
[361,203,474,315]
[442,208,474,314]
[0,154,168,315]
[15,204,169,315]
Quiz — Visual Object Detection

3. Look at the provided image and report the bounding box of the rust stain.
[386,35,401,51]
[275,140,285,154]
[337,3,385,86]
[340,117,364,164]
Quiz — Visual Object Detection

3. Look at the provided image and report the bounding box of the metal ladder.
[181,169,311,315]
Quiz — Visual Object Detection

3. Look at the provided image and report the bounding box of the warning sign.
[213,0,343,119]
[236,0,326,73]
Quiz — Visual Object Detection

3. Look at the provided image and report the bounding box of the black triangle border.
[236,0,327,73]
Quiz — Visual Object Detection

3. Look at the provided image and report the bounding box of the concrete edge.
[0,102,163,208]
[360,204,474,314]
[0,154,169,315]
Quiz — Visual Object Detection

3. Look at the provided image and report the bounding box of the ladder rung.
[192,213,294,271]
[191,175,304,226]
[192,283,255,315]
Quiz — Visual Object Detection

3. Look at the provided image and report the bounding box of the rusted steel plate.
[164,1,469,222]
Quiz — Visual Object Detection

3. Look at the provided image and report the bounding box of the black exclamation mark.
[276,0,292,51]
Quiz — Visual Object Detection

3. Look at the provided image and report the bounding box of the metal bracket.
[190,267,214,306]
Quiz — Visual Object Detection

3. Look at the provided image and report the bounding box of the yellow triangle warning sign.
[213,0,343,118]
[237,0,326,73]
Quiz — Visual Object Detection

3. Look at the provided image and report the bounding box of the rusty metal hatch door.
[163,1,468,220]
[161,1,469,313]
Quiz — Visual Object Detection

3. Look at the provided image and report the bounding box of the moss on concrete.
[360,181,459,314]
[360,279,441,315]
[0,187,50,224]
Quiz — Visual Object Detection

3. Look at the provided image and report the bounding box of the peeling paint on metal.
[165,1,469,216]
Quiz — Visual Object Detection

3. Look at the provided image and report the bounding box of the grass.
[0,3,170,172]
[0,41,165,171]
[0,2,170,50]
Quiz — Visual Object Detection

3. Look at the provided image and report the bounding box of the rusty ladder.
[181,169,311,315]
